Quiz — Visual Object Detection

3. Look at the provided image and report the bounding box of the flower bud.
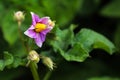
[14,11,25,21]
[27,50,40,63]
[42,56,55,70]
[48,20,55,27]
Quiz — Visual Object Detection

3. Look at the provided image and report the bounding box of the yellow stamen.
[35,23,46,33]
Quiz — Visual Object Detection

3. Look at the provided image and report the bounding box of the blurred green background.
[0,0,120,80]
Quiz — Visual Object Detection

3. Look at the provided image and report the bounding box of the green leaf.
[0,2,5,25]
[0,52,13,71]
[0,60,5,71]
[1,10,19,45]
[60,28,115,62]
[10,41,26,57]
[50,24,76,51]
[114,23,120,52]
[100,0,120,17]
[4,52,14,66]
[50,27,115,62]
[75,28,116,54]
[11,57,23,68]
[59,27,116,62]
[0,52,25,71]
[64,43,89,62]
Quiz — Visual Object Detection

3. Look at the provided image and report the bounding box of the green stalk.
[30,62,40,80]
[43,71,52,80]
[17,23,40,80]
[18,22,28,52]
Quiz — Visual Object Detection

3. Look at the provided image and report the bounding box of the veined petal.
[39,17,50,24]
[24,29,37,38]
[31,12,40,25]
[40,33,46,42]
[34,33,45,47]
[41,28,51,35]
[24,12,55,48]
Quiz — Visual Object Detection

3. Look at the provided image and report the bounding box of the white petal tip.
[30,12,34,15]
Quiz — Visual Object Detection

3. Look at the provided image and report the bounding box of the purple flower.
[24,12,55,47]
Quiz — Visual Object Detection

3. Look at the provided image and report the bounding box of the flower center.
[35,23,46,33]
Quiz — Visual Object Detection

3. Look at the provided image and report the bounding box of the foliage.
[50,27,115,62]
[0,52,25,71]
[0,0,119,80]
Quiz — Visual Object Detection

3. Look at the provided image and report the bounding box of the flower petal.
[40,33,46,42]
[24,29,36,38]
[28,25,35,30]
[34,33,46,47]
[41,28,51,35]
[39,17,50,24]
[31,12,40,25]
[24,12,55,48]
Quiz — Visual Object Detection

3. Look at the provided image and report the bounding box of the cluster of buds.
[14,11,25,26]
[27,50,55,70]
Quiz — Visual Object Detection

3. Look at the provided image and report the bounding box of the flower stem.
[18,24,28,52]
[17,23,40,80]
[30,62,40,80]
[43,71,52,80]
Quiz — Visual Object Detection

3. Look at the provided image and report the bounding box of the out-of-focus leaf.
[0,2,5,24]
[1,10,18,45]
[0,52,13,71]
[0,60,5,71]
[79,0,100,15]
[75,28,116,54]
[101,0,120,17]
[10,57,23,68]
[114,23,120,52]
[10,41,26,57]
[4,52,14,66]
[41,0,84,27]
[88,77,119,80]
[0,52,26,71]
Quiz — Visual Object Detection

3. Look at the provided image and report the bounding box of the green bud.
[42,56,55,70]
[27,50,40,63]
